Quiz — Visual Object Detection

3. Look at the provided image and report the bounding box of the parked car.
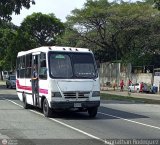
[128,83,140,92]
[128,83,151,93]
[6,75,16,89]
[143,83,152,93]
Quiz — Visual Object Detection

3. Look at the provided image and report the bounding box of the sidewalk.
[0,81,5,85]
[101,89,160,101]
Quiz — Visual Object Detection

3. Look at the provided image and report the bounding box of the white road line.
[5,99,23,108]
[98,111,160,130]
[5,99,110,145]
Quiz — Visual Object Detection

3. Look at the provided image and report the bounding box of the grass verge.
[101,93,160,104]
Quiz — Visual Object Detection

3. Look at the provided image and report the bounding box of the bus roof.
[17,46,92,57]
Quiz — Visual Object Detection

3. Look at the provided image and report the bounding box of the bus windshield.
[49,52,97,79]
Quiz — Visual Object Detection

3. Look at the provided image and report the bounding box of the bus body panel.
[17,92,23,102]
[48,78,100,108]
[57,80,93,92]
[17,78,33,104]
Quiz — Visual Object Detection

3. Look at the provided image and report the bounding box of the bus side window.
[19,56,25,78]
[39,53,47,79]
[25,54,32,78]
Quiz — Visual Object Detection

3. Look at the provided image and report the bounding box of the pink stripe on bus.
[16,80,48,94]
[39,89,48,94]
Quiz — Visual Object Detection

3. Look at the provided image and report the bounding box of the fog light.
[92,91,100,97]
[51,92,62,97]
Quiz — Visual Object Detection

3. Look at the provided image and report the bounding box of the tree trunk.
[0,71,3,81]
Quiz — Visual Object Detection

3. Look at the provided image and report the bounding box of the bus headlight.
[92,91,100,97]
[51,92,62,97]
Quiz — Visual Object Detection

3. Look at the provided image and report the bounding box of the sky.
[11,0,86,26]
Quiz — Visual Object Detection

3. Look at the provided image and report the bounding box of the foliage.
[66,0,112,62]
[0,13,65,71]
[0,20,35,70]
[0,27,17,70]
[0,0,35,21]
[64,0,160,65]
[1,0,160,72]
[20,13,65,46]
[153,0,160,10]
[56,23,80,47]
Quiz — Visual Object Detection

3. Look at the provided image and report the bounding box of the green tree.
[20,13,65,46]
[66,0,112,62]
[0,20,36,72]
[153,0,160,10]
[0,27,17,70]
[106,2,159,64]
[0,0,35,21]
[66,0,160,64]
[56,23,81,47]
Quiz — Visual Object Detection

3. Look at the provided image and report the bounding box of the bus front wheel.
[88,107,98,118]
[43,98,52,117]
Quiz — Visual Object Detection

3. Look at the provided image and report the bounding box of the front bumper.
[50,101,100,109]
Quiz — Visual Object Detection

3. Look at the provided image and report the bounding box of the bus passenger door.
[31,54,40,106]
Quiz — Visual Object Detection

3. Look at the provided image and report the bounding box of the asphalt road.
[0,85,160,145]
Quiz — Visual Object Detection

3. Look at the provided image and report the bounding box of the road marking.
[5,99,110,145]
[5,99,23,108]
[98,111,160,130]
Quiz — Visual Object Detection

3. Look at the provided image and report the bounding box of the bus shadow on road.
[0,94,19,100]
[31,108,97,120]
[52,111,97,120]
[54,108,149,120]
[98,106,149,120]
[30,105,150,120]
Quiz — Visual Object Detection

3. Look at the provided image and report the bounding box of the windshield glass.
[49,54,73,78]
[4,71,8,75]
[10,76,16,80]
[49,52,97,79]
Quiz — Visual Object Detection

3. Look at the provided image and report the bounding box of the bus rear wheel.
[23,93,30,109]
[88,107,98,118]
[43,98,52,117]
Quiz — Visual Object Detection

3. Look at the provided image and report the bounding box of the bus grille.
[63,92,90,99]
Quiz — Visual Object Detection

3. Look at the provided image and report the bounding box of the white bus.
[16,46,100,117]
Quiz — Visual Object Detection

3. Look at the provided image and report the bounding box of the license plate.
[74,103,82,108]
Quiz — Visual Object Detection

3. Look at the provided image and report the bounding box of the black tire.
[43,98,52,117]
[23,93,30,109]
[8,84,11,89]
[88,107,98,118]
